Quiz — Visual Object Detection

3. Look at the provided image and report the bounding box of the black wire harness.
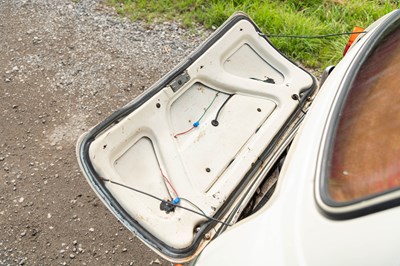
[101,178,232,227]
[262,31,366,39]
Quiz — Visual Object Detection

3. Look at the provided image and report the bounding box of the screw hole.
[156,103,161,108]
[257,108,261,112]
[205,168,211,173]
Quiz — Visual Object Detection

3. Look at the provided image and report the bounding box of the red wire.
[160,168,179,198]
[174,126,195,138]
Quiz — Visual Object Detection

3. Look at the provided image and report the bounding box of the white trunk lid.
[77,12,316,262]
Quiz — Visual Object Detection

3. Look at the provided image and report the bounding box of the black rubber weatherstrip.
[317,10,400,220]
[78,12,317,259]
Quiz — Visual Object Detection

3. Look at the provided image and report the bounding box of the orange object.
[343,26,365,56]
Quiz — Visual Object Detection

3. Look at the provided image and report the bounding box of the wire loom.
[263,31,366,38]
[174,92,220,138]
[100,177,231,227]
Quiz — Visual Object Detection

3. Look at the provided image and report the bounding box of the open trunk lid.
[76,12,317,262]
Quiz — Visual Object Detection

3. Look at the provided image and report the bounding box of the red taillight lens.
[343,26,365,56]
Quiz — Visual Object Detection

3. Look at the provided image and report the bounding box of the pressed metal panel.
[77,13,315,260]
[328,26,400,202]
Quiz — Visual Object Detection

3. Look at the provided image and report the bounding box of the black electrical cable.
[297,98,306,114]
[211,94,234,127]
[262,31,367,39]
[179,197,208,217]
[292,94,306,114]
[101,178,231,227]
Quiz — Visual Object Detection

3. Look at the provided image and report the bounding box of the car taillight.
[343,26,365,56]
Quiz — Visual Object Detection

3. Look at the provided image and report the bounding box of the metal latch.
[169,71,190,92]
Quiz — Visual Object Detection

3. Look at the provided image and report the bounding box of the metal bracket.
[169,71,190,92]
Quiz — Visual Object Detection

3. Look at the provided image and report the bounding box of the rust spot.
[194,130,206,143]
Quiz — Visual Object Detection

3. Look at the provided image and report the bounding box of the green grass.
[107,0,398,70]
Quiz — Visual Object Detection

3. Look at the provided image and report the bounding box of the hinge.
[169,71,190,92]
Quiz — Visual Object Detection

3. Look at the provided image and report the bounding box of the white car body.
[195,9,400,266]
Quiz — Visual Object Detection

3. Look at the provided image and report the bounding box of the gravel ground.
[0,0,209,265]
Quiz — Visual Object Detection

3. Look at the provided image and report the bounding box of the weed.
[107,0,398,69]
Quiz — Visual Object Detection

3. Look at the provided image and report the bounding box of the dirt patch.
[0,0,208,265]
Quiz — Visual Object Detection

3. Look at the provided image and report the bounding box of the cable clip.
[173,197,181,205]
